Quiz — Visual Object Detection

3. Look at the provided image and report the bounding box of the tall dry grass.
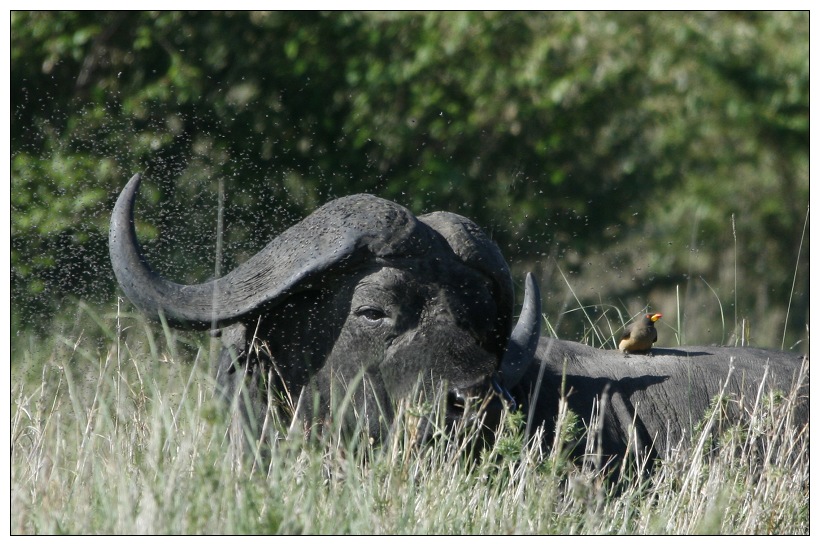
[10,303,809,535]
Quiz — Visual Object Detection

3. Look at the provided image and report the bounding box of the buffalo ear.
[211,322,248,394]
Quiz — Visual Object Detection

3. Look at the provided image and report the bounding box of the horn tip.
[127,172,142,188]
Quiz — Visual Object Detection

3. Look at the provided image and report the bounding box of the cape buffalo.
[110,173,542,445]
[110,174,808,466]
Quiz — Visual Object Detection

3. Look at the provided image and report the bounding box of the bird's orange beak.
[648,313,663,322]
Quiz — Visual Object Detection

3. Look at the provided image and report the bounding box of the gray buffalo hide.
[520,337,809,471]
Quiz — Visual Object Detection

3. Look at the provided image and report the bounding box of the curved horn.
[499,272,542,389]
[110,173,443,328]
[418,211,515,355]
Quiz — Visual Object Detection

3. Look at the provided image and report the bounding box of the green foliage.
[11,12,808,348]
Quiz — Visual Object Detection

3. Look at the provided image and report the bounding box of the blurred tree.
[10,11,808,348]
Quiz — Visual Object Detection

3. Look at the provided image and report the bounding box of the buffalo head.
[110,174,540,444]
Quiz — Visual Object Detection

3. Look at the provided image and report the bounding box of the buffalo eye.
[355,306,388,323]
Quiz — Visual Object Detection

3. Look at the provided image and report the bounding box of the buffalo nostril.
[447,391,467,412]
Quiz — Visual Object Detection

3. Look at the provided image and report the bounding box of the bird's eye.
[356,307,387,322]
